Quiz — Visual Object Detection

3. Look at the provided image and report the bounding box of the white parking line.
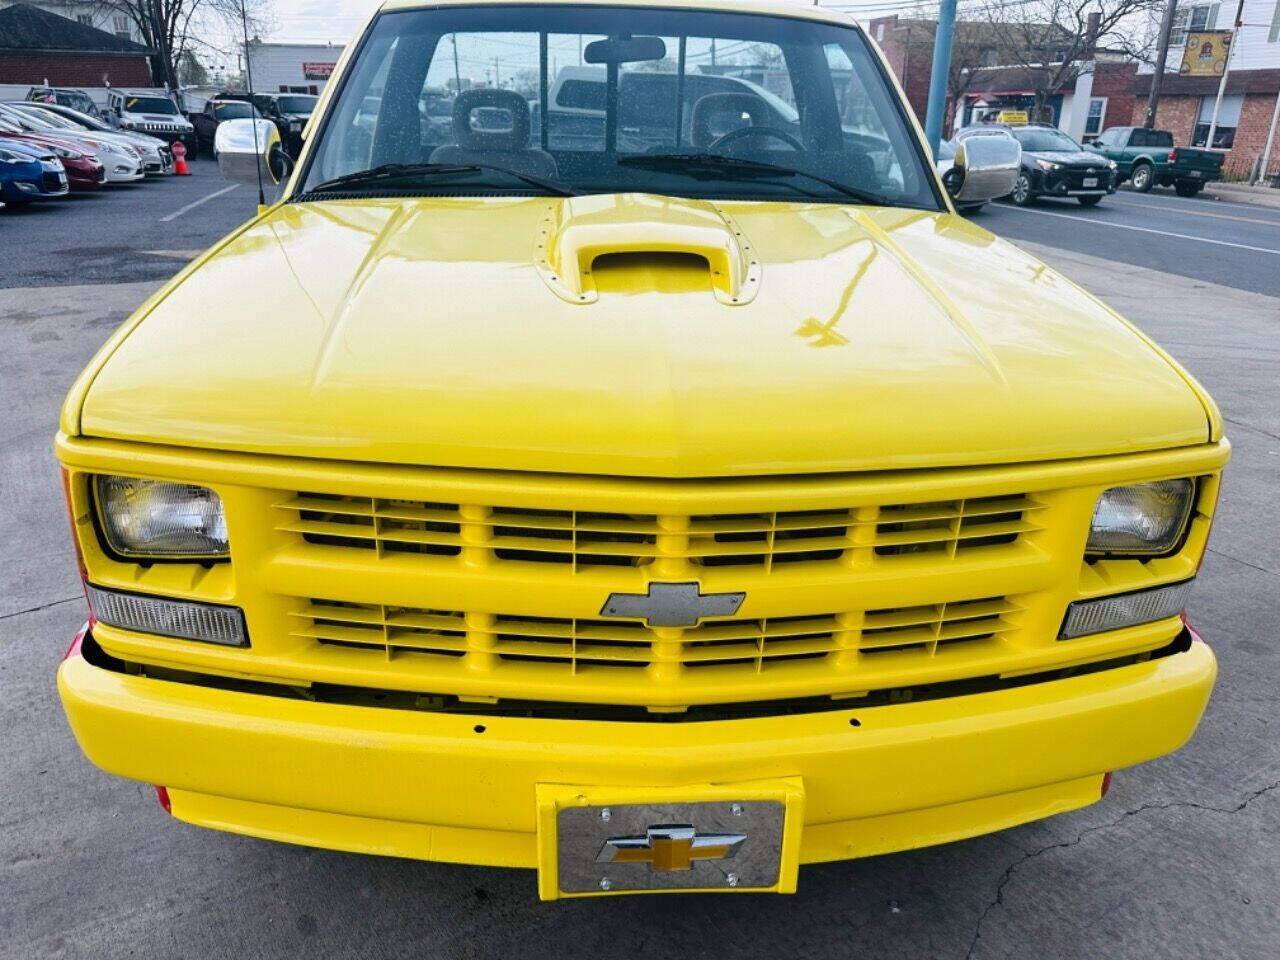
[160,184,239,223]
[1000,204,1280,256]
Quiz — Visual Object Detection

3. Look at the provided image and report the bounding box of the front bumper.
[59,627,1216,889]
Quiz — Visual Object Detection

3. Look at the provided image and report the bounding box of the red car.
[0,116,104,189]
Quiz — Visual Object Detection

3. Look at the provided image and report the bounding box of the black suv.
[253,93,318,156]
[1002,123,1118,207]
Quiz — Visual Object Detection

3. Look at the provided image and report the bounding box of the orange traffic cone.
[172,141,190,176]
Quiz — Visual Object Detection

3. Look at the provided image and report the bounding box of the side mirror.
[947,135,1021,205]
[215,118,285,187]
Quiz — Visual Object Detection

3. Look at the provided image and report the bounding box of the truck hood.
[78,194,1209,477]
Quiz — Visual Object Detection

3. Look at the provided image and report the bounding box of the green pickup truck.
[1086,127,1223,196]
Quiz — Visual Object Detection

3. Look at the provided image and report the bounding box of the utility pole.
[1205,0,1243,149]
[1144,0,1179,128]
[451,34,461,93]
[1260,87,1280,183]
[494,57,501,88]
[924,0,957,158]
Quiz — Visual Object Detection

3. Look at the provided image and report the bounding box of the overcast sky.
[263,0,893,44]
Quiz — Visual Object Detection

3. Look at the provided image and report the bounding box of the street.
[2,171,1279,960]
[977,188,1280,298]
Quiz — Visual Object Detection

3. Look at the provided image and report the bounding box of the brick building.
[1134,0,1280,180]
[0,3,152,87]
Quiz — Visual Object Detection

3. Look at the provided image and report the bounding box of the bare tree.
[973,0,1158,121]
[88,0,272,98]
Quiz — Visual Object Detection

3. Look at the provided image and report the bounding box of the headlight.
[1087,479,1195,556]
[1108,160,1118,170]
[52,146,83,160]
[94,475,230,559]
[1035,158,1062,171]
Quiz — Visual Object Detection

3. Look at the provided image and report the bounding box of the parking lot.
[2,173,1278,959]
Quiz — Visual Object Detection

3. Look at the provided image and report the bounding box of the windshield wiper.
[303,161,581,197]
[618,153,891,206]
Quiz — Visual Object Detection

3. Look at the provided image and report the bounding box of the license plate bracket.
[1082,177,1098,188]
[535,780,804,899]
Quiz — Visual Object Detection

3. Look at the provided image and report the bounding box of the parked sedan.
[8,101,172,175]
[0,138,68,204]
[1002,124,1118,207]
[0,117,105,190]
[0,104,142,183]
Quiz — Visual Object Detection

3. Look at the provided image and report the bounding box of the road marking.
[1123,187,1280,217]
[1107,197,1280,227]
[160,184,238,222]
[1000,204,1280,256]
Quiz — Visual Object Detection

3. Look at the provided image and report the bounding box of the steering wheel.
[708,125,804,153]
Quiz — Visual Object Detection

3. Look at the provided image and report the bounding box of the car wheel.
[1174,180,1203,197]
[1010,172,1034,206]
[1131,162,1153,192]
[1077,195,1103,207]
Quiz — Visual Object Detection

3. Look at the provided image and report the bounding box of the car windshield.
[125,96,179,114]
[277,96,317,114]
[214,102,259,119]
[300,3,938,208]
[1011,128,1081,152]
[17,107,82,130]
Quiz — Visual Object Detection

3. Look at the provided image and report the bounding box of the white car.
[10,101,173,175]
[0,104,144,183]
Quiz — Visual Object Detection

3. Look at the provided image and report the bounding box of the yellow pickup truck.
[56,0,1228,900]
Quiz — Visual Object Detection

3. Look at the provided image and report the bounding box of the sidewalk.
[1202,180,1280,210]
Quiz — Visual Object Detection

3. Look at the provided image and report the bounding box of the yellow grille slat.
[276,489,1042,570]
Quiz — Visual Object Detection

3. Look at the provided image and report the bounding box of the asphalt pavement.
[975,187,1280,298]
[2,174,1279,960]
[0,160,259,288]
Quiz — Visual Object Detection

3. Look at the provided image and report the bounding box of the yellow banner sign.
[1180,31,1232,77]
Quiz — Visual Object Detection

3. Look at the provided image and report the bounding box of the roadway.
[975,187,1280,298]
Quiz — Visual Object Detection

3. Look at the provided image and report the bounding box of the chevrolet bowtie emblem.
[600,582,746,627]
[596,824,747,872]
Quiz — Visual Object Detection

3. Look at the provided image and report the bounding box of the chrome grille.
[276,492,1043,569]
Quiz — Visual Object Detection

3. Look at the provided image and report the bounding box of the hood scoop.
[534,193,761,306]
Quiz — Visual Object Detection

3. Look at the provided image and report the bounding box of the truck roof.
[379,0,860,28]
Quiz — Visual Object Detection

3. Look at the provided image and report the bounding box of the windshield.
[1011,128,1081,153]
[124,96,179,114]
[277,96,317,114]
[214,101,260,119]
[300,4,938,208]
[16,107,82,130]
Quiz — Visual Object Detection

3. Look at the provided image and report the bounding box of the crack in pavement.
[0,596,81,622]
[1205,547,1280,578]
[1222,416,1280,443]
[964,780,1280,960]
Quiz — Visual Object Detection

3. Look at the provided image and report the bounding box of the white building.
[0,0,143,43]
[246,42,344,96]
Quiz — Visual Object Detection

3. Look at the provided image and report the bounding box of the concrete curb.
[1202,182,1280,210]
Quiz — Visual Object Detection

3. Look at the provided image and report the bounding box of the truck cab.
[1087,126,1223,196]
[57,0,1226,902]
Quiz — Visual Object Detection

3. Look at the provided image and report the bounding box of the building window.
[1084,97,1107,136]
[1269,0,1280,42]
[1193,92,1243,148]
[76,13,92,25]
[113,14,131,39]
[1171,3,1220,49]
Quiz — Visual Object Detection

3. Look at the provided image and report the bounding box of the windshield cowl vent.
[534,193,760,306]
